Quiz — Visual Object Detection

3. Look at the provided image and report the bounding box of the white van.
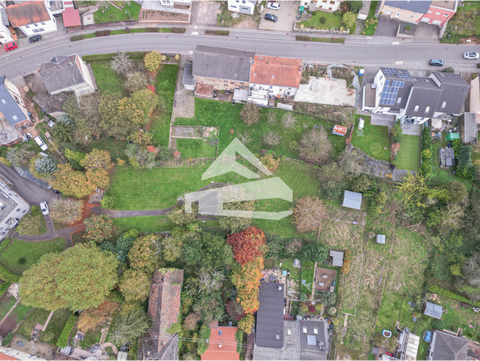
[34,136,48,151]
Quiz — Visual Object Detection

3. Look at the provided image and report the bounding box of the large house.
[362,68,469,125]
[427,331,468,360]
[0,76,31,146]
[228,0,256,15]
[39,54,95,97]
[380,0,457,27]
[249,55,302,106]
[255,282,285,349]
[301,0,342,12]
[0,179,30,240]
[6,0,57,37]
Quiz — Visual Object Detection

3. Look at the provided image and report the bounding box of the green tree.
[439,181,468,205]
[432,319,444,330]
[35,157,57,175]
[98,92,136,138]
[7,147,35,168]
[391,120,403,143]
[197,324,211,355]
[347,0,363,12]
[119,269,151,304]
[128,234,160,274]
[342,11,356,28]
[351,174,371,193]
[167,204,197,226]
[319,291,337,306]
[144,50,162,72]
[108,309,150,346]
[124,72,149,93]
[192,291,224,324]
[319,161,346,199]
[20,243,119,311]
[218,187,255,233]
[52,120,74,143]
[84,214,115,243]
[298,243,328,262]
[100,195,115,209]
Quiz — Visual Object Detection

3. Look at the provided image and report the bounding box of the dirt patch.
[0,315,17,337]
[139,9,188,22]
[460,36,480,44]
[234,17,258,29]
[315,267,337,292]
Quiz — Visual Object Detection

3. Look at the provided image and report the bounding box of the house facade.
[0,179,30,240]
[0,7,13,44]
[228,0,256,15]
[380,0,457,26]
[301,0,342,12]
[421,1,457,26]
[362,68,469,125]
[249,55,302,106]
[39,54,95,97]
[470,76,480,115]
[6,0,57,37]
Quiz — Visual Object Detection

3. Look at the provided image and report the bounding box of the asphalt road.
[1,33,480,79]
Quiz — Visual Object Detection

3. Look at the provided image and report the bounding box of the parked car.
[264,13,278,22]
[29,35,42,43]
[385,352,394,357]
[47,120,55,128]
[34,136,48,151]
[464,52,479,60]
[52,189,60,194]
[266,2,281,10]
[4,43,17,52]
[429,59,444,66]
[424,330,432,343]
[40,201,49,216]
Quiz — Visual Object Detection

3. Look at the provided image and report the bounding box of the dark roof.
[430,72,469,115]
[256,282,285,348]
[431,331,468,360]
[379,68,416,110]
[342,191,362,210]
[193,45,254,82]
[0,76,28,126]
[404,80,442,118]
[182,61,194,86]
[299,320,329,360]
[6,1,50,27]
[464,113,479,143]
[424,302,443,319]
[384,0,432,14]
[39,54,87,93]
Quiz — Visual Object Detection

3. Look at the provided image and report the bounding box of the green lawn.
[79,325,103,349]
[300,261,315,295]
[280,259,301,294]
[17,206,47,236]
[151,65,178,147]
[0,295,17,322]
[429,140,472,189]
[396,135,420,170]
[351,115,391,161]
[93,1,141,23]
[85,138,128,161]
[0,238,65,275]
[40,309,72,345]
[299,11,343,30]
[177,99,346,158]
[91,62,125,96]
[17,308,50,339]
[176,138,217,158]
[113,216,177,234]
[364,1,378,36]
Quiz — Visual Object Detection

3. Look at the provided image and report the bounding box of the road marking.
[192,32,198,35]
[395,61,404,65]
[392,41,400,45]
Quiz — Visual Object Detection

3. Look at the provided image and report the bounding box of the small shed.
[330,250,344,267]
[439,147,455,168]
[62,7,81,28]
[182,61,195,91]
[376,235,386,244]
[424,302,443,319]
[446,132,460,141]
[332,124,348,136]
[342,190,362,210]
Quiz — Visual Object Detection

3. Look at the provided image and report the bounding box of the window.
[240,81,244,84]
[231,81,234,85]
[218,330,222,335]
[34,23,39,27]
[80,89,85,93]
[0,35,4,39]
[443,14,448,17]
[16,208,20,212]
[397,97,402,104]
[32,28,44,33]
[313,328,318,334]
[41,22,45,25]
[379,75,384,81]
[330,0,335,4]
[435,12,440,15]
[414,105,419,112]
[428,10,432,13]
[322,0,327,2]
[76,85,80,89]
[287,329,292,336]
[25,25,30,28]
[12,115,17,120]
[425,106,430,112]
[22,210,26,213]
[303,328,307,334]
[242,0,245,3]
[441,101,447,108]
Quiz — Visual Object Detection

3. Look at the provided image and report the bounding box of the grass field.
[177,99,346,158]
[176,138,217,158]
[0,238,65,275]
[93,1,141,23]
[16,206,47,236]
[298,11,343,30]
[90,62,125,96]
[396,134,421,170]
[300,261,315,295]
[430,141,472,189]
[40,309,72,345]
[0,295,17,322]
[17,308,50,339]
[351,115,391,161]
[85,138,128,161]
[78,325,103,349]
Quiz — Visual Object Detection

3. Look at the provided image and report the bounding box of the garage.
[420,17,430,23]
[432,19,442,25]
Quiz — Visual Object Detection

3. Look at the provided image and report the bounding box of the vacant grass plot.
[280,259,301,294]
[396,135,421,170]
[351,115,391,161]
[343,315,373,359]
[93,1,141,23]
[85,138,128,161]
[300,261,315,295]
[176,138,217,158]
[17,308,50,339]
[40,309,72,345]
[91,62,125,96]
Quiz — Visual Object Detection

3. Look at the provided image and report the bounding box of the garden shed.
[376,235,386,244]
[424,302,443,319]
[329,250,344,267]
[446,132,460,141]
[342,191,362,210]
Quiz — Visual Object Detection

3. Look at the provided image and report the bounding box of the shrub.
[101,195,115,209]
[1,333,14,346]
[342,11,356,28]
[344,250,352,261]
[70,35,85,42]
[260,154,281,173]
[441,67,455,73]
[296,35,311,41]
[263,131,282,146]
[95,30,111,37]
[319,17,326,24]
[300,292,308,302]
[172,27,186,33]
[235,329,244,354]
[56,314,78,348]
[348,0,363,13]
[17,257,26,264]
[427,285,480,307]
[146,27,160,32]
[432,319,444,330]
[341,259,351,274]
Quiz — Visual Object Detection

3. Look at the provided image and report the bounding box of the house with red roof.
[201,325,239,361]
[6,0,57,37]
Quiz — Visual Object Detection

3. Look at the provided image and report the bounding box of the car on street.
[264,13,278,22]
[4,43,17,52]
[47,120,55,127]
[29,35,42,43]
[429,59,444,66]
[34,136,48,151]
[40,201,49,215]
[464,52,479,60]
[266,2,281,10]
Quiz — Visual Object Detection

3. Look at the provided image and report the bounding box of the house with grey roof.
[255,282,285,349]
[462,113,478,144]
[342,191,362,210]
[330,251,344,267]
[427,331,468,360]
[362,68,469,126]
[39,54,95,97]
[192,45,254,97]
[424,302,443,319]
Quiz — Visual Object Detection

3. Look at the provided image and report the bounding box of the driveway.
[414,22,440,41]
[375,15,399,37]
[259,1,298,31]
[191,1,220,26]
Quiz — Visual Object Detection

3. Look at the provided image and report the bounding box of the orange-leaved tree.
[227,226,265,266]
[231,256,263,314]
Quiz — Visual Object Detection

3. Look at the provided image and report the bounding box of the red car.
[4,43,17,51]
[386,352,394,357]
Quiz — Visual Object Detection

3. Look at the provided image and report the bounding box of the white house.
[0,179,30,240]
[228,0,256,15]
[301,0,342,12]
[6,0,57,37]
[362,67,470,125]
[0,7,13,44]
[39,54,95,97]
[46,0,64,15]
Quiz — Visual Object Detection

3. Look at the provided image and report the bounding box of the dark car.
[264,13,278,22]
[29,35,42,43]
[429,59,444,66]
[4,43,17,52]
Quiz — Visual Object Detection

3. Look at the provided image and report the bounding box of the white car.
[40,201,49,216]
[266,2,281,10]
[34,136,48,151]
[464,52,479,60]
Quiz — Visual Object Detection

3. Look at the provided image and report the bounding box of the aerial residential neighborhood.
[0,0,478,361]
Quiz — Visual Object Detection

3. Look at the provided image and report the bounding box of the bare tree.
[237,132,252,145]
[293,196,328,233]
[462,250,480,287]
[50,198,84,225]
[281,113,297,129]
[240,103,261,126]
[199,270,226,293]
[263,131,281,146]
[298,128,333,164]
[110,52,135,77]
[266,112,277,124]
[124,72,148,93]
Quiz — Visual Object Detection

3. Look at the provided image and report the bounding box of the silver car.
[266,2,281,10]
[40,201,49,216]
[464,52,479,60]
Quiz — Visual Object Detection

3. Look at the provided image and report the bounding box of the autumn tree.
[183,312,202,331]
[227,227,266,266]
[77,300,119,332]
[167,204,198,226]
[118,88,159,125]
[81,149,113,170]
[17,213,43,235]
[293,196,327,233]
[130,130,154,147]
[86,168,110,189]
[7,146,35,168]
[240,103,261,126]
[124,72,149,93]
[298,128,333,164]
[50,164,93,199]
[238,314,254,335]
[128,234,160,274]
[20,243,119,311]
[119,269,151,304]
[108,309,150,346]
[84,214,115,243]
[144,50,162,72]
[98,92,137,138]
[231,257,263,314]
[50,198,83,225]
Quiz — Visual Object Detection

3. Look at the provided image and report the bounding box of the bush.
[95,30,111,37]
[300,292,308,302]
[1,333,14,346]
[319,17,326,24]
[146,27,160,32]
[341,259,351,274]
[0,264,21,283]
[296,35,311,41]
[427,285,480,307]
[432,319,444,330]
[172,27,186,33]
[441,67,455,73]
[477,63,480,69]
[70,35,85,42]
[342,11,356,28]
[17,257,26,265]
[101,195,115,209]
[348,0,363,13]
[235,329,244,354]
[56,314,78,348]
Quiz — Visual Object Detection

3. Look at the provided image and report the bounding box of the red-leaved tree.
[227,226,265,266]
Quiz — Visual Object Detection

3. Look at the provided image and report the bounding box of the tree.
[184,312,202,331]
[52,119,74,143]
[35,157,57,175]
[64,95,101,145]
[86,168,110,189]
[6,147,35,168]
[319,291,337,306]
[347,0,363,12]
[293,196,327,233]
[111,52,134,77]
[456,145,475,179]
[319,162,346,199]
[432,319,444,330]
[98,92,136,138]
[218,187,255,233]
[298,128,333,164]
[118,89,159,126]
[167,204,197,226]
[81,149,113,170]
[17,214,43,235]
[128,234,160,274]
[108,309,150,346]
[240,103,261,126]
[84,214,115,243]
[238,314,254,335]
[20,243,119,311]
[50,164,93,199]
[192,291,225,324]
[227,227,265,266]
[50,198,83,225]
[342,11,356,28]
[281,113,297,128]
[462,251,480,287]
[198,269,226,294]
[124,143,156,169]
[263,131,281,146]
[119,269,151,304]
[298,243,328,263]
[130,130,154,147]
[124,72,149,93]
[144,50,162,72]
[77,300,119,332]
[231,257,263,314]
[101,195,114,209]
[181,231,234,270]
[391,120,403,143]
[197,324,211,355]
[351,174,371,193]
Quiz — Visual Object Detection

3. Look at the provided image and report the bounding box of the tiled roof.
[202,326,239,361]
[39,54,87,93]
[250,55,302,88]
[6,1,50,28]
[62,7,81,27]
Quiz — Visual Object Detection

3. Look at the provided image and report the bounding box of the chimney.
[219,343,223,348]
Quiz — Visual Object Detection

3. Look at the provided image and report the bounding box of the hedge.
[95,30,111,37]
[83,52,148,62]
[171,27,186,33]
[428,285,480,307]
[235,329,243,354]
[0,282,11,297]
[295,35,345,43]
[419,127,433,179]
[1,333,14,346]
[70,35,85,42]
[56,314,78,348]
[205,30,229,36]
[0,265,20,283]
